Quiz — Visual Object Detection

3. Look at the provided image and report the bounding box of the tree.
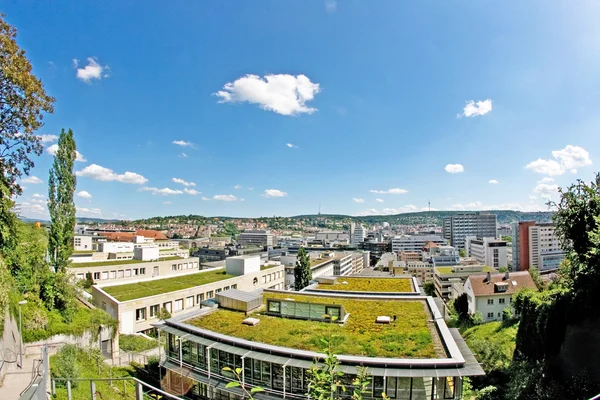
[459,249,467,258]
[294,247,312,291]
[0,14,55,249]
[48,129,77,272]
[423,281,436,297]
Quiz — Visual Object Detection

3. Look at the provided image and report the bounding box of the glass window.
[133,268,138,276]
[223,286,230,291]
[149,304,159,318]
[215,288,222,294]
[373,376,385,399]
[499,298,505,304]
[487,299,494,305]
[93,272,100,280]
[118,270,124,278]
[443,377,456,399]
[163,301,172,313]
[268,301,281,313]
[326,306,341,319]
[197,293,204,304]
[140,268,146,275]
[487,312,494,318]
[206,291,214,299]
[135,307,146,321]
[231,284,237,289]
[174,298,183,311]
[109,271,116,279]
[186,296,194,308]
[101,272,108,280]
[125,269,131,277]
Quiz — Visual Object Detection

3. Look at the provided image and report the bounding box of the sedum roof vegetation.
[435,266,496,274]
[188,292,441,359]
[70,256,185,268]
[102,270,234,301]
[315,277,413,293]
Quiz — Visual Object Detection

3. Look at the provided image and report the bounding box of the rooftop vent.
[376,316,391,324]
[242,317,260,326]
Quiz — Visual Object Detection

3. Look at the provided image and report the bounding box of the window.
[149,304,159,318]
[109,271,116,279]
[197,293,204,304]
[231,284,237,290]
[118,270,124,278]
[325,306,341,319]
[101,272,108,280]
[172,264,177,271]
[125,269,132,277]
[133,268,138,276]
[223,286,230,291]
[206,291,214,299]
[186,296,194,308]
[487,299,494,305]
[268,300,281,313]
[499,298,506,304]
[136,307,146,321]
[93,272,101,280]
[174,299,183,312]
[215,288,222,294]
[163,301,172,313]
[487,312,494,318]
[140,268,146,275]
[253,278,258,286]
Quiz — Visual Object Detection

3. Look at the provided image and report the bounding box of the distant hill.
[19,217,121,225]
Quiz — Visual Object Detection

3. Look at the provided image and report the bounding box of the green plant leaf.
[225,381,240,388]
[250,387,265,393]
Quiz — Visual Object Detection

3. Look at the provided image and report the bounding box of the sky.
[5,0,600,220]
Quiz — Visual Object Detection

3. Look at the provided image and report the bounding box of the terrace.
[102,269,234,301]
[314,277,413,293]
[70,256,185,268]
[187,291,442,359]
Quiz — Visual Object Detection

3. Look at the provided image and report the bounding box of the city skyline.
[5,1,600,220]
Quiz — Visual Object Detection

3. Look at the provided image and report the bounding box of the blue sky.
[6,0,600,220]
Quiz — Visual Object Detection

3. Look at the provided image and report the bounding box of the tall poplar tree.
[48,129,76,272]
[294,246,312,291]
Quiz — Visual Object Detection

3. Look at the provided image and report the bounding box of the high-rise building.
[350,222,366,245]
[443,213,497,250]
[465,236,508,269]
[237,230,274,247]
[511,221,564,271]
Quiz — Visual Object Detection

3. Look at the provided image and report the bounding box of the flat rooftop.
[71,256,186,268]
[187,292,442,359]
[435,265,496,274]
[102,270,234,301]
[314,277,413,293]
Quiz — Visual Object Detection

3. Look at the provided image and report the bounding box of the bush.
[52,345,81,386]
[119,334,158,353]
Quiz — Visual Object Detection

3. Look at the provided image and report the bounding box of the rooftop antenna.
[318,202,321,216]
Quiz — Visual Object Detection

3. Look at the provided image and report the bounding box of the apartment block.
[443,213,497,249]
[391,235,446,253]
[512,221,565,271]
[465,237,508,269]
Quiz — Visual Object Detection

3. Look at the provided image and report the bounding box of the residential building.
[463,271,537,322]
[73,234,93,251]
[393,261,434,284]
[92,255,284,334]
[443,213,497,249]
[351,251,365,273]
[157,288,483,399]
[391,235,446,253]
[465,237,508,269]
[398,251,422,263]
[350,222,366,245]
[237,230,274,248]
[433,264,497,300]
[193,248,231,262]
[425,246,460,267]
[512,221,565,272]
[315,231,349,243]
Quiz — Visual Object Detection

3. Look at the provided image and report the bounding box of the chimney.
[504,270,510,280]
[486,271,491,282]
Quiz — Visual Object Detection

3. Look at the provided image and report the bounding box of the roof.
[423,241,440,250]
[314,277,414,293]
[467,271,537,297]
[135,230,168,240]
[101,229,168,242]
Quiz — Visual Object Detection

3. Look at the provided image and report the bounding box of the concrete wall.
[226,255,260,275]
[0,311,20,380]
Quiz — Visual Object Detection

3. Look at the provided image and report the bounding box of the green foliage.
[317,277,413,293]
[294,246,312,290]
[498,266,508,273]
[48,128,77,272]
[307,342,346,400]
[423,281,436,297]
[51,345,81,386]
[0,257,12,334]
[157,307,171,321]
[459,249,467,257]
[502,306,513,322]
[454,293,469,322]
[119,334,157,353]
[501,235,512,242]
[0,14,55,249]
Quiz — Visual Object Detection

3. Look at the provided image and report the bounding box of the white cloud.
[172,140,195,148]
[262,189,288,198]
[445,164,465,174]
[72,59,79,68]
[352,198,365,203]
[369,188,408,194]
[458,99,492,118]
[286,143,298,148]
[38,134,58,143]
[240,198,246,202]
[488,179,499,184]
[46,144,87,162]
[526,145,592,176]
[214,74,321,116]
[32,193,44,198]
[376,198,384,203]
[248,187,254,191]
[76,164,148,184]
[201,197,211,201]
[20,201,46,216]
[77,207,102,217]
[184,188,200,195]
[140,187,183,196]
[162,201,172,205]
[76,190,92,199]
[213,194,237,202]
[172,178,196,187]
[179,153,188,158]
[325,0,337,13]
[529,195,538,200]
[234,185,242,189]
[75,57,109,82]
[538,177,555,184]
[31,198,45,204]
[449,201,547,212]
[533,183,559,199]
[22,176,43,184]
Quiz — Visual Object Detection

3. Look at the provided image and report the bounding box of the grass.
[436,265,496,274]
[261,265,279,270]
[461,320,518,372]
[315,277,413,292]
[189,292,439,359]
[50,346,137,400]
[70,256,185,268]
[310,258,331,267]
[119,334,158,353]
[102,270,234,301]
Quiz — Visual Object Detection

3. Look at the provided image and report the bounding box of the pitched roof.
[467,271,537,297]
[102,229,168,242]
[135,230,168,240]
[423,241,439,250]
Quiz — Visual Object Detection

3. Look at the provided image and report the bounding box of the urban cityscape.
[0,2,599,400]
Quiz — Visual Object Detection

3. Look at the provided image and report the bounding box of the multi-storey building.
[359,240,391,264]
[332,252,353,276]
[433,264,497,300]
[237,230,275,248]
[425,246,460,266]
[350,222,366,245]
[465,237,508,269]
[398,250,422,263]
[391,235,446,253]
[443,213,497,250]
[511,221,564,272]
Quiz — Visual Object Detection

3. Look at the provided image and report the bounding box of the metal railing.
[50,377,184,400]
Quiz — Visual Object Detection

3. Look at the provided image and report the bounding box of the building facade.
[237,230,275,248]
[350,223,366,245]
[465,237,508,269]
[512,221,564,272]
[391,235,446,253]
[443,213,497,250]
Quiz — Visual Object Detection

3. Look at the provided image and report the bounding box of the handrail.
[19,358,43,397]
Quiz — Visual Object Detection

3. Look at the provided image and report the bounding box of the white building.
[463,271,537,322]
[73,234,93,251]
[350,223,366,245]
[528,223,564,271]
[99,242,135,253]
[225,255,261,275]
[133,246,160,261]
[465,237,508,269]
[237,230,274,247]
[391,235,446,253]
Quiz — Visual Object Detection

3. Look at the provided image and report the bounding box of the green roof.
[315,277,413,292]
[102,270,234,301]
[435,266,496,274]
[260,265,279,271]
[70,256,185,268]
[188,292,441,359]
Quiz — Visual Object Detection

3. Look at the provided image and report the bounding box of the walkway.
[0,353,45,400]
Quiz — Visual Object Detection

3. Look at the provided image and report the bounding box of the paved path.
[0,353,45,400]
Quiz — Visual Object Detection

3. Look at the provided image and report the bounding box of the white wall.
[134,246,160,261]
[100,242,135,253]
[226,256,260,275]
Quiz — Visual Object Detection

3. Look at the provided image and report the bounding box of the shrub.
[52,345,81,386]
[119,334,158,353]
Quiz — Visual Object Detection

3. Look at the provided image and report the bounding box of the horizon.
[4,1,599,220]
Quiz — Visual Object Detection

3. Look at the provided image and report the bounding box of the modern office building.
[511,221,565,272]
[237,230,275,248]
[398,251,422,263]
[443,213,497,250]
[433,264,497,300]
[350,222,366,245]
[465,237,508,269]
[391,235,446,253]
[425,246,460,267]
[157,287,484,399]
[359,240,392,264]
